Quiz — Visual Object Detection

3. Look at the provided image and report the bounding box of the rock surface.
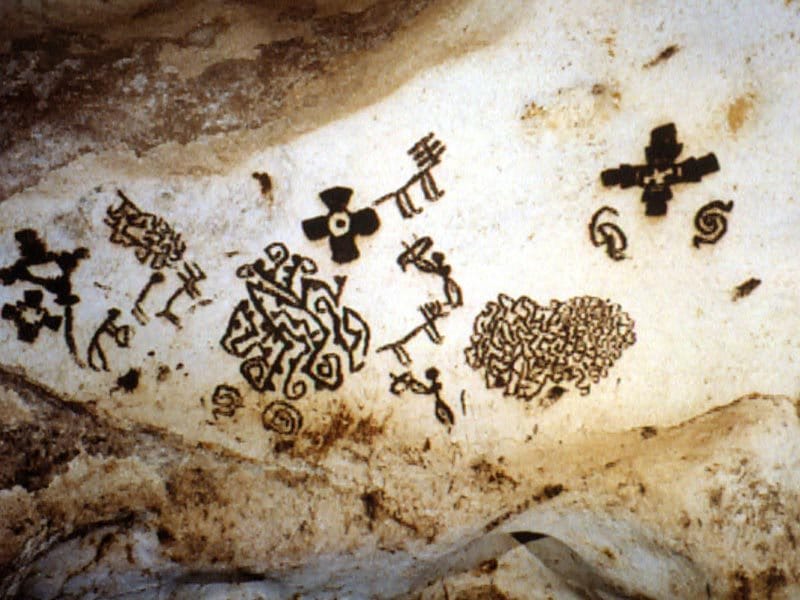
[1,0,800,598]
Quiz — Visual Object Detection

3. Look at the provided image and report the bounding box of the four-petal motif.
[302,187,380,264]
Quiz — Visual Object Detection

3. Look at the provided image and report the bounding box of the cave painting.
[302,133,449,264]
[373,132,447,218]
[105,190,208,328]
[220,241,370,401]
[692,200,734,248]
[465,294,636,405]
[377,236,463,366]
[0,229,90,366]
[601,122,720,216]
[588,206,629,261]
[302,186,380,264]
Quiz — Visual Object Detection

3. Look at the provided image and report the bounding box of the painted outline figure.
[374,133,447,218]
[87,308,133,371]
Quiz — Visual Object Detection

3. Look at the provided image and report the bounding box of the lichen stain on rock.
[727,93,756,134]
[0,0,508,202]
[520,82,621,136]
[290,400,386,461]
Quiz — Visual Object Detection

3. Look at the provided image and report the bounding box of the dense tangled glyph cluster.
[220,242,370,403]
[465,295,636,403]
[105,191,186,270]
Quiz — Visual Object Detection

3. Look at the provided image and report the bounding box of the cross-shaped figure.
[302,187,380,263]
[1,289,62,343]
[601,123,720,216]
[0,229,89,365]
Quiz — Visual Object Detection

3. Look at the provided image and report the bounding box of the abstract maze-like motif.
[465,295,636,404]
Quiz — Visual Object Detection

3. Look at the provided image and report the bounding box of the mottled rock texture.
[3,364,800,598]
[0,0,502,202]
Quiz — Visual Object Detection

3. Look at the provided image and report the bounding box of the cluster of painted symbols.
[0,189,210,392]
[0,118,748,443]
[209,133,457,437]
[301,133,447,263]
[591,123,732,260]
[216,241,370,434]
[378,236,465,430]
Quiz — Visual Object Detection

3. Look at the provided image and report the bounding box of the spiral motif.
[262,401,303,435]
[693,200,734,248]
[282,377,308,401]
[589,206,628,261]
[265,242,290,265]
[211,384,243,420]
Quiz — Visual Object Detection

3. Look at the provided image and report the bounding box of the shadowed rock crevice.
[0,0,503,202]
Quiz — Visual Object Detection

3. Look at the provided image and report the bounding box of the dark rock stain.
[0,423,82,491]
[355,487,426,538]
[758,566,787,599]
[165,466,220,508]
[93,531,116,563]
[640,426,658,439]
[546,385,567,403]
[252,171,272,195]
[294,403,385,460]
[733,278,761,301]
[0,510,135,586]
[470,458,518,489]
[731,569,752,600]
[542,483,564,499]
[477,558,498,573]
[0,365,331,589]
[156,364,171,382]
[361,489,382,523]
[644,44,680,68]
[0,370,138,492]
[157,527,175,544]
[273,439,295,454]
[116,369,140,392]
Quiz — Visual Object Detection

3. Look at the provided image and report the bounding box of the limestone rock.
[1,1,800,598]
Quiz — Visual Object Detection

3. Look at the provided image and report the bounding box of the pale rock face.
[1,1,799,598]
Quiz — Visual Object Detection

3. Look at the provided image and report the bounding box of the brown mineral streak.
[3,347,797,598]
[727,93,756,133]
[643,44,680,68]
[0,0,508,202]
